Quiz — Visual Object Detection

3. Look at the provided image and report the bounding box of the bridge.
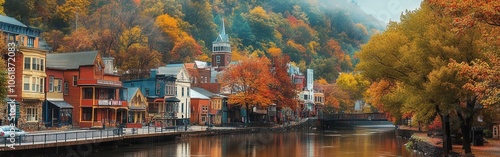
[318,113,394,129]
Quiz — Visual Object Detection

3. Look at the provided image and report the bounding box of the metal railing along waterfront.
[321,113,387,121]
[0,126,182,147]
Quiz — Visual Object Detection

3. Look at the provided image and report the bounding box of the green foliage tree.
[183,0,216,48]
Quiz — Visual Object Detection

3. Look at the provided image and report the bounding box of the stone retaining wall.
[408,135,443,157]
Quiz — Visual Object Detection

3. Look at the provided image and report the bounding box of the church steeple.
[215,18,229,42]
[212,17,231,71]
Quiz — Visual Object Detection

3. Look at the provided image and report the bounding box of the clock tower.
[211,18,231,72]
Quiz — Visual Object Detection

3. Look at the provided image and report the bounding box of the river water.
[89,127,419,157]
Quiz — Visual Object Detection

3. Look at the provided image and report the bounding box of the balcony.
[77,79,122,87]
[81,99,128,107]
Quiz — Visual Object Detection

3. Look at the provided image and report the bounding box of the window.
[204,77,207,83]
[49,76,54,92]
[41,59,44,71]
[182,87,184,97]
[82,107,92,121]
[32,58,38,71]
[181,103,184,113]
[54,79,62,92]
[24,76,30,91]
[165,81,175,96]
[32,77,37,92]
[24,57,31,70]
[26,107,38,122]
[73,75,77,86]
[27,37,35,47]
[187,87,190,97]
[156,82,161,95]
[175,87,178,96]
[216,56,220,63]
[64,81,69,95]
[83,88,93,99]
[304,95,308,100]
[39,78,44,93]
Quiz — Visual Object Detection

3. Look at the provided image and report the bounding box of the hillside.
[2,0,385,82]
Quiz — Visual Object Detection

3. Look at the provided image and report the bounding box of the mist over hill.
[3,0,390,82]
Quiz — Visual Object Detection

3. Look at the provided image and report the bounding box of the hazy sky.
[354,0,423,23]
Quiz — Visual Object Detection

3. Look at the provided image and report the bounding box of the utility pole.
[75,8,79,30]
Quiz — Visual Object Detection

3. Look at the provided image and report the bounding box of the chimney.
[150,69,157,78]
[102,57,115,74]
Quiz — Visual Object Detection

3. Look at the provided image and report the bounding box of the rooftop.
[46,51,99,70]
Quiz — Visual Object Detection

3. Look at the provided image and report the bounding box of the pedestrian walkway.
[0,119,313,150]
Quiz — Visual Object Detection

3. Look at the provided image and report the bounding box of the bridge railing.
[320,113,387,120]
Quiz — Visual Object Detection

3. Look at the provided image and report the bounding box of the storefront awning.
[165,97,181,102]
[48,101,74,109]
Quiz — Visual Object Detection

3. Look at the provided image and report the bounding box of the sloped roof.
[126,87,139,103]
[190,88,210,99]
[184,63,196,69]
[192,87,214,98]
[46,51,98,70]
[158,66,183,76]
[195,60,208,68]
[166,64,184,67]
[0,15,27,27]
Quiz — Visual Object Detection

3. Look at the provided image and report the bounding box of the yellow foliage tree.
[267,47,282,57]
[56,0,91,23]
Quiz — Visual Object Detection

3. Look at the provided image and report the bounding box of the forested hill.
[3,0,385,82]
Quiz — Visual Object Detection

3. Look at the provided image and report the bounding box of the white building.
[158,64,191,124]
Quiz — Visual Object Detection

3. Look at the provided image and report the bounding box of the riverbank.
[397,126,500,157]
[0,118,316,156]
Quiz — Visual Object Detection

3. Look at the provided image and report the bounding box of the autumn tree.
[221,56,274,124]
[270,54,298,111]
[334,73,370,112]
[57,27,93,52]
[428,0,500,27]
[41,30,64,52]
[169,37,203,63]
[56,0,91,24]
[119,45,162,80]
[357,3,488,155]
[0,0,4,15]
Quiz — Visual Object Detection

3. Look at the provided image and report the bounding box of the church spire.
[215,17,229,42]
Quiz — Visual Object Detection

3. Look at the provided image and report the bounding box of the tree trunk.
[458,99,477,155]
[445,114,452,151]
[436,105,451,156]
[458,111,474,154]
[245,103,250,125]
[440,114,450,156]
[461,120,472,154]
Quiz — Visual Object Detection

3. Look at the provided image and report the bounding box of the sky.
[354,0,423,23]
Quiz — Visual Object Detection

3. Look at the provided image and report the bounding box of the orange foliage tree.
[270,54,298,111]
[221,56,274,123]
[57,27,94,52]
[428,0,500,27]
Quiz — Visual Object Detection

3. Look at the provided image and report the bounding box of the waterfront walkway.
[0,118,310,151]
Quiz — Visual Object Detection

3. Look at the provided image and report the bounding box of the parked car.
[0,125,27,143]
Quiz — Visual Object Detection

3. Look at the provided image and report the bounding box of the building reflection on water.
[91,128,416,157]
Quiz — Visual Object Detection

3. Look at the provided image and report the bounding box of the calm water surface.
[91,127,418,157]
